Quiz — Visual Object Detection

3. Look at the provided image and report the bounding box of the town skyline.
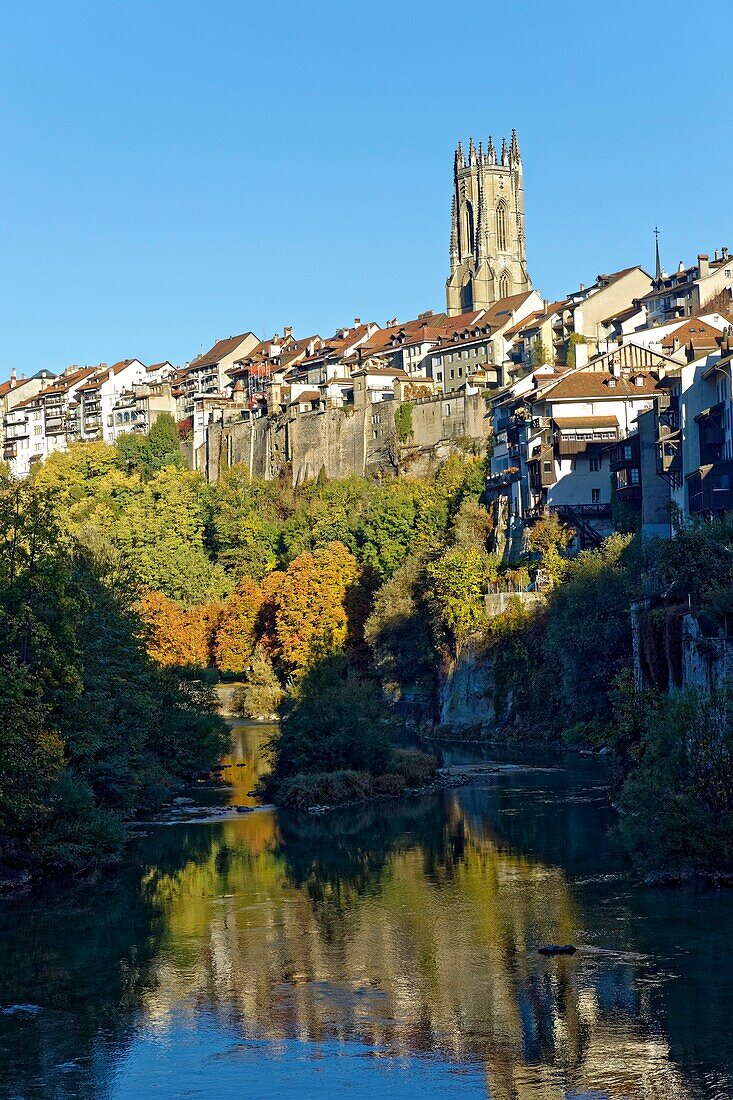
[0,0,731,378]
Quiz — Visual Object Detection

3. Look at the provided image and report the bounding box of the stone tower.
[446,130,531,316]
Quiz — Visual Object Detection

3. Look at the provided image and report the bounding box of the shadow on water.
[1,731,733,1098]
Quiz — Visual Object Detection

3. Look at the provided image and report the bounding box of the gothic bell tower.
[446,130,531,316]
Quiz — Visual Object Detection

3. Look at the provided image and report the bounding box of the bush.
[233,645,283,718]
[276,770,375,809]
[391,748,439,786]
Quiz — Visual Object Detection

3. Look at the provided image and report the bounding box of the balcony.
[687,460,733,515]
[608,434,639,472]
[527,447,556,489]
[486,466,521,491]
[696,403,725,467]
[614,466,642,503]
[554,416,620,455]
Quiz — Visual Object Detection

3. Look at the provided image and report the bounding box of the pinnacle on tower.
[456,140,465,167]
[468,136,477,165]
[510,128,520,163]
[501,136,508,166]
[478,140,484,166]
[487,135,496,165]
[450,195,458,262]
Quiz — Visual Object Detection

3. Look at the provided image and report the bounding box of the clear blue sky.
[1,0,730,379]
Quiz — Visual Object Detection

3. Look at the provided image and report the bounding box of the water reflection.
[1,733,732,1099]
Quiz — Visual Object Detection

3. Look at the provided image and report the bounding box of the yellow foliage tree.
[262,541,360,676]
[138,590,221,667]
[213,578,263,673]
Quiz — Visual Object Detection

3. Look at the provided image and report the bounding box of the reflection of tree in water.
[276,795,452,930]
[0,781,711,1100]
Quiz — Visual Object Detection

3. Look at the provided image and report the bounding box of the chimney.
[9,367,16,388]
[283,326,293,338]
[698,253,710,279]
[353,317,361,326]
[723,246,730,262]
[609,357,621,378]
[574,343,589,369]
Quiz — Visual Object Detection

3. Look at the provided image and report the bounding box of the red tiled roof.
[193,334,256,368]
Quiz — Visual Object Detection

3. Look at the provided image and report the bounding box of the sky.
[0,0,731,379]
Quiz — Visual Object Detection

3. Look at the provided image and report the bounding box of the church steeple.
[446,129,531,316]
[654,226,662,282]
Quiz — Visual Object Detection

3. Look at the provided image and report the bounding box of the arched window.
[498,270,511,299]
[461,201,475,256]
[496,201,507,252]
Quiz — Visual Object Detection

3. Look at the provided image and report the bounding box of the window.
[589,455,601,471]
[543,461,552,473]
[591,488,601,503]
[450,369,455,379]
[498,270,511,299]
[458,367,463,377]
[436,372,443,382]
[34,426,42,436]
[496,201,507,251]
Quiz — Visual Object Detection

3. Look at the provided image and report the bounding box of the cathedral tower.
[446,130,531,315]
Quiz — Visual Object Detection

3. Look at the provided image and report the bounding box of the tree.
[262,541,361,676]
[364,555,437,695]
[426,547,499,650]
[269,654,392,781]
[234,645,283,718]
[527,513,574,584]
[213,578,263,673]
[565,333,587,368]
[138,590,221,668]
[530,336,552,367]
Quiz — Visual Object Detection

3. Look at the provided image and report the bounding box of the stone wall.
[202,391,490,485]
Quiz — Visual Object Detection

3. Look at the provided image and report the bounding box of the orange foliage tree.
[261,541,360,676]
[138,590,221,667]
[213,578,263,674]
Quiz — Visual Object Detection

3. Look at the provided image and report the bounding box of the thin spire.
[654,226,662,281]
[510,128,520,163]
[478,140,484,166]
[456,140,465,168]
[487,135,496,165]
[501,136,508,166]
[468,136,476,164]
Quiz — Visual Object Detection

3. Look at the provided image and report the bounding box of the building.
[110,380,178,440]
[639,247,733,325]
[446,131,531,315]
[73,359,146,443]
[179,332,260,416]
[4,367,97,476]
[0,368,56,456]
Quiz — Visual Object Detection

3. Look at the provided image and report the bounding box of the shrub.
[391,748,439,787]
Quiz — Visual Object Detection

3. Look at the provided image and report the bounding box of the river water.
[2,724,733,1100]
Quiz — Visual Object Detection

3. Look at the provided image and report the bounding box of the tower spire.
[654,225,662,281]
[456,140,465,168]
[510,128,520,163]
[468,136,477,165]
[501,136,508,166]
[487,135,496,165]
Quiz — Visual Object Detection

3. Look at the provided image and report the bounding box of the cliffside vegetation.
[7,432,733,878]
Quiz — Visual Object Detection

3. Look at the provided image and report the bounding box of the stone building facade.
[446,131,531,316]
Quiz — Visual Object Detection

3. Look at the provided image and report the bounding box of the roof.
[146,361,172,372]
[553,415,619,430]
[193,334,255,369]
[293,389,321,402]
[660,318,722,350]
[542,370,660,400]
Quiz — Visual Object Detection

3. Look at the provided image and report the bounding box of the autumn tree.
[138,590,221,667]
[262,541,360,676]
[213,578,263,674]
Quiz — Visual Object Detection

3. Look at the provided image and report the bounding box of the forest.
[3,414,733,880]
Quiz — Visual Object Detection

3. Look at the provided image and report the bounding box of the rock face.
[439,648,497,733]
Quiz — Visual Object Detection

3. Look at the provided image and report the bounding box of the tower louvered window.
[496,201,507,251]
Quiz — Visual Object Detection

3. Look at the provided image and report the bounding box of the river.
[1,724,733,1099]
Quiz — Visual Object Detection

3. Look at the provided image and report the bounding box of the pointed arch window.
[498,270,511,299]
[496,201,507,252]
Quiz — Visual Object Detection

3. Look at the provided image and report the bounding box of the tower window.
[498,270,511,299]
[496,201,508,251]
